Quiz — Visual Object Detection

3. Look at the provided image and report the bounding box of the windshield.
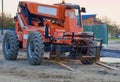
[74,9,82,27]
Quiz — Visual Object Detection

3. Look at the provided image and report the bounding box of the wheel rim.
[4,38,10,55]
[28,40,35,58]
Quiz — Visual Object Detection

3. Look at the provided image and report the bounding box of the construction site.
[0,0,120,82]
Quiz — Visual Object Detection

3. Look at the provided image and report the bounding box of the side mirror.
[81,7,86,13]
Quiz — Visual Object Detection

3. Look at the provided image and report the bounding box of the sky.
[0,0,120,25]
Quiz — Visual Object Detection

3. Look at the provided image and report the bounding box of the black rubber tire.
[81,40,96,65]
[27,32,44,65]
[3,31,19,60]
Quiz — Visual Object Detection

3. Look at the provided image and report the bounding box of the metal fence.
[83,24,108,45]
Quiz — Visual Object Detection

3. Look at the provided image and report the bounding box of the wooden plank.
[80,56,96,60]
[56,61,74,71]
[96,62,118,70]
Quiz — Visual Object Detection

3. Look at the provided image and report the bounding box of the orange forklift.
[3,0,116,70]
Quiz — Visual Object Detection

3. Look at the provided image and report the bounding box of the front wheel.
[81,40,96,65]
[27,32,44,65]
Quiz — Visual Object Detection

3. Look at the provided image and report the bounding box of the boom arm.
[18,2,63,20]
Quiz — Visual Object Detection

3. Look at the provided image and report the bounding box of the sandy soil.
[0,42,120,82]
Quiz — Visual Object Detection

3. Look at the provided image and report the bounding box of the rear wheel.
[81,40,96,65]
[3,31,19,60]
[27,32,44,65]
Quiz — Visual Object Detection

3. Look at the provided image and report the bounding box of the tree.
[97,16,120,36]
[0,12,15,28]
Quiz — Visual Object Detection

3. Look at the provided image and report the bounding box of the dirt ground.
[0,41,120,82]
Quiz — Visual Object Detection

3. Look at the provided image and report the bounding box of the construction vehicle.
[2,0,106,70]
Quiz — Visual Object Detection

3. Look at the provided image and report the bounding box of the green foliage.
[109,38,120,41]
[0,12,15,28]
[97,16,120,36]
